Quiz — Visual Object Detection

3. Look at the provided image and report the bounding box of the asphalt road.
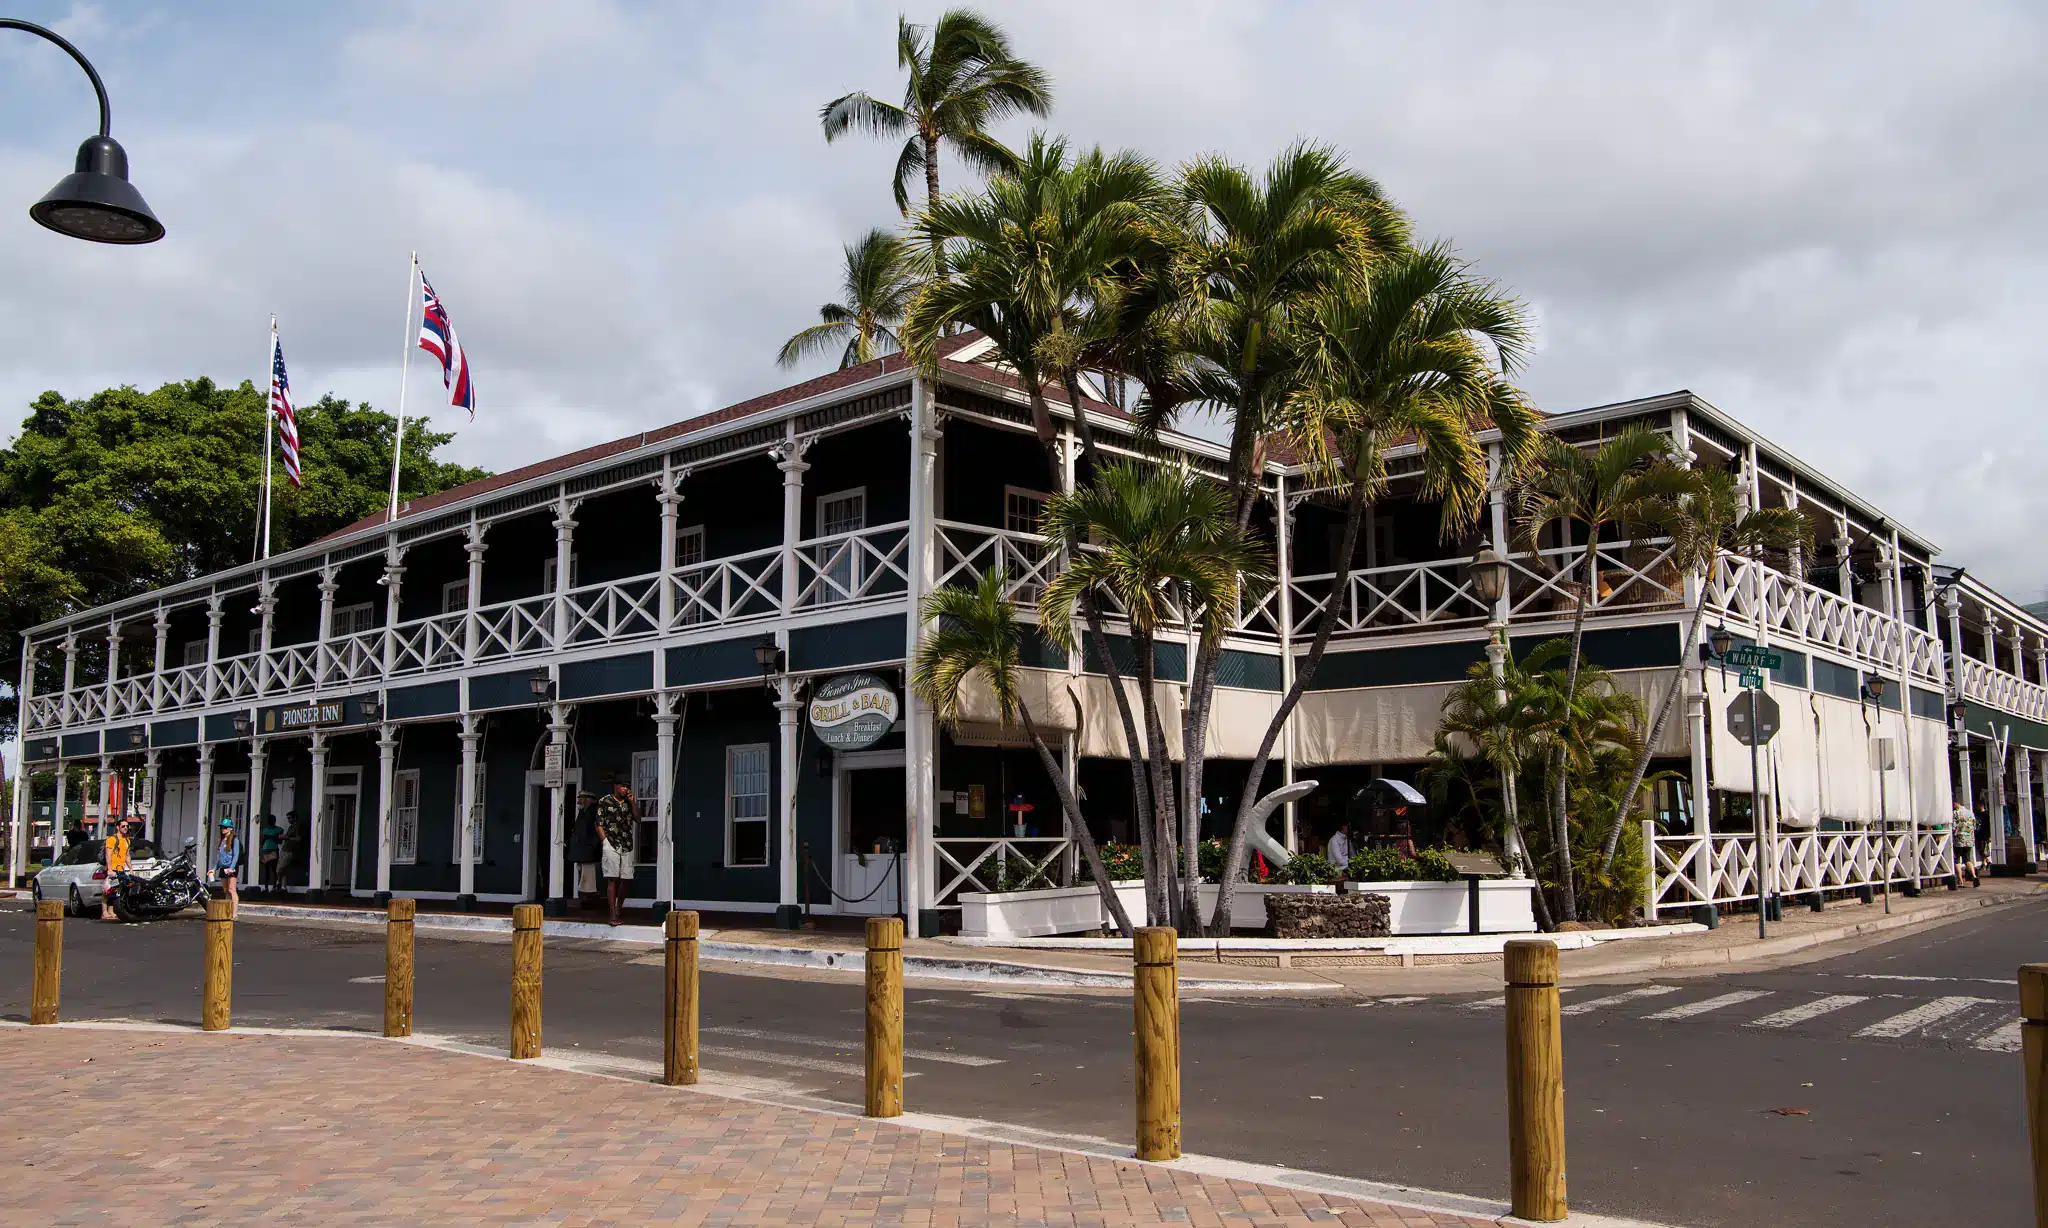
[2,897,2039,1228]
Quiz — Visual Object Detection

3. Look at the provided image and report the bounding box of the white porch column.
[457,712,481,907]
[96,755,112,838]
[1832,522,1854,602]
[462,528,486,664]
[306,733,329,898]
[551,498,577,649]
[374,722,398,902]
[194,742,215,861]
[1983,612,2002,673]
[102,619,120,721]
[656,467,681,631]
[7,764,28,887]
[653,692,679,912]
[380,548,406,678]
[776,435,811,616]
[60,633,78,726]
[315,569,339,682]
[151,608,170,708]
[902,381,939,930]
[545,702,570,910]
[54,766,69,852]
[245,740,266,890]
[255,579,277,695]
[203,600,223,701]
[140,749,159,841]
[2017,747,2036,866]
[2034,636,2048,694]
[775,677,803,928]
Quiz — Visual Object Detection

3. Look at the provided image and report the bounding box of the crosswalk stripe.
[1561,985,1681,1016]
[1464,988,1578,1010]
[1975,1018,2024,1054]
[1643,990,1772,1020]
[702,1024,1004,1067]
[1748,995,1868,1029]
[700,1043,893,1079]
[1855,996,1983,1039]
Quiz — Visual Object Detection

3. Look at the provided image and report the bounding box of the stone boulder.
[1266,892,1390,939]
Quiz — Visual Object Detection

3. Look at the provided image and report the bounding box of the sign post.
[1725,677,1782,938]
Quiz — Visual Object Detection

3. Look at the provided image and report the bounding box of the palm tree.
[776,230,918,371]
[1206,242,1541,934]
[820,9,1052,270]
[1037,460,1273,926]
[1517,638,1647,925]
[912,570,1133,935]
[1592,464,1810,875]
[1424,647,1553,930]
[1514,425,1694,921]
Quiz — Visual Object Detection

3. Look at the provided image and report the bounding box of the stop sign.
[1726,692,1782,746]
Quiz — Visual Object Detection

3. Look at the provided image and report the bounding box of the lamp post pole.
[2,18,163,243]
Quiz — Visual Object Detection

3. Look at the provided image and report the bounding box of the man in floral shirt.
[594,779,638,926]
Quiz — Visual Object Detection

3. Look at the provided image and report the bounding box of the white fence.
[932,835,1074,904]
[1643,822,1958,919]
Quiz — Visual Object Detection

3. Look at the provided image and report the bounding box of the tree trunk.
[1549,532,1597,925]
[924,132,944,282]
[1131,625,1180,927]
[1081,596,1161,923]
[1212,435,1372,933]
[1019,701,1133,935]
[1595,595,1708,876]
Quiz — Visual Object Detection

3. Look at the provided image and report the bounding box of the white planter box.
[959,880,1147,939]
[1342,878,1538,935]
[1196,882,1336,931]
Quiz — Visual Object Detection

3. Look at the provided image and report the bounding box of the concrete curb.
[1565,886,2038,977]
[947,922,1707,958]
[228,903,1338,993]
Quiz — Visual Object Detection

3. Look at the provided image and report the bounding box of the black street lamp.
[1467,546,1508,606]
[4,18,163,244]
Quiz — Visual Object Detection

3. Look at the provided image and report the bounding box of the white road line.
[1362,996,1431,1006]
[1643,990,1772,1020]
[1560,986,1681,1016]
[699,1044,897,1079]
[1854,996,1986,1039]
[1748,995,1868,1029]
[702,1025,1003,1067]
[1975,1018,2024,1054]
[1463,988,1578,1010]
[1848,974,2011,986]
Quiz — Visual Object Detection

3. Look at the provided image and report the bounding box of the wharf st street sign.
[809,672,900,751]
[1726,691,1782,746]
[1724,646,1783,670]
[268,701,344,732]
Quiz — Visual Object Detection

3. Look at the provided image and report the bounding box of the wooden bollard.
[2022,963,2048,1227]
[31,899,62,1025]
[510,903,543,1059]
[384,898,416,1038]
[1505,938,1566,1222]
[664,910,700,1086]
[202,898,234,1032]
[1133,926,1181,1161]
[864,915,903,1118]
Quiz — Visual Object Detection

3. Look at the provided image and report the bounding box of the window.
[183,640,207,667]
[812,489,866,604]
[442,579,469,614]
[245,629,263,657]
[542,554,580,594]
[1004,487,1049,535]
[817,488,866,536]
[676,526,708,624]
[725,743,771,868]
[632,750,661,866]
[331,602,375,638]
[392,769,421,865]
[452,763,485,863]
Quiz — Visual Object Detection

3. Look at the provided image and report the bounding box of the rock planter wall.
[1267,892,1390,939]
[1342,878,1538,935]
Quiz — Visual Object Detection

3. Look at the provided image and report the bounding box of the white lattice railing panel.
[668,546,784,629]
[1957,656,2048,723]
[390,612,468,673]
[22,695,60,732]
[1645,824,1958,918]
[932,836,1072,903]
[107,677,151,718]
[793,523,910,609]
[267,645,319,694]
[1703,556,1945,686]
[473,597,555,661]
[936,521,1061,607]
[319,629,386,685]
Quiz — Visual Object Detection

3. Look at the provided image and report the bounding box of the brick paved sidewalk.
[3,1026,1495,1227]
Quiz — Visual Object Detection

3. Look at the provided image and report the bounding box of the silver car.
[33,838,162,916]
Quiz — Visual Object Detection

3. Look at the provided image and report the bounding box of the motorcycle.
[107,838,209,922]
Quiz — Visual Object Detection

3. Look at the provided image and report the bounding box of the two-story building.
[12,333,2042,931]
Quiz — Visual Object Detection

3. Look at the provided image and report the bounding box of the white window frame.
[392,768,421,865]
[441,578,470,614]
[542,554,580,594]
[182,639,207,667]
[331,602,375,638]
[452,762,485,863]
[812,488,867,604]
[725,743,771,868]
[1004,486,1050,536]
[815,487,866,537]
[631,750,661,866]
[244,628,263,657]
[675,525,708,624]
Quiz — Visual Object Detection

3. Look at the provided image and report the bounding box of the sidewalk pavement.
[3,1024,1535,1227]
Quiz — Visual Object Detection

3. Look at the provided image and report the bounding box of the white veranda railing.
[933,836,1073,904]
[1643,823,1957,919]
[1702,555,1945,686]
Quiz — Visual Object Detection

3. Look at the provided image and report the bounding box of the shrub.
[1082,841,1144,883]
[1411,847,1463,883]
[1346,847,1419,882]
[1274,851,1341,885]
[1197,837,1229,883]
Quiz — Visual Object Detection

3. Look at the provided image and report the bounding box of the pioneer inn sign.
[14,335,2048,932]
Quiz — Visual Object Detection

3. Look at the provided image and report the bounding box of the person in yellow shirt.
[100,818,132,920]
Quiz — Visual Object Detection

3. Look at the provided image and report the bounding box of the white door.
[325,792,358,889]
[159,778,200,860]
[522,769,579,903]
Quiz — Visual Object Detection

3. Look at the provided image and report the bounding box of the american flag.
[416,272,475,417]
[271,331,303,487]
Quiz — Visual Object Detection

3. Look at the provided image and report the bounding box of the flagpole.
[386,251,418,524]
[260,317,278,560]
[251,317,275,565]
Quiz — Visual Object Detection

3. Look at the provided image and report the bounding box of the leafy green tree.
[1513,424,1692,921]
[911,570,1132,934]
[0,378,486,735]
[821,7,1052,270]
[777,229,919,371]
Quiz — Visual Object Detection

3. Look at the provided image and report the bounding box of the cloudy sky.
[2,1,2043,600]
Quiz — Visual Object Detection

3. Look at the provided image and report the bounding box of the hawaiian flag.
[270,331,303,487]
[416,272,475,417]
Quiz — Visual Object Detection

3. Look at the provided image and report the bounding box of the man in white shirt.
[1325,824,1353,871]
